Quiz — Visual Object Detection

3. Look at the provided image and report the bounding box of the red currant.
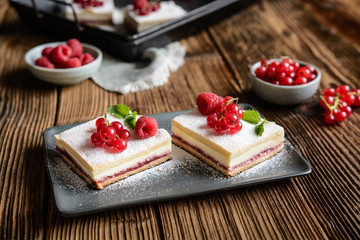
[304,65,315,74]
[113,138,127,152]
[291,61,300,72]
[264,66,276,80]
[214,118,229,134]
[336,85,350,96]
[111,121,123,133]
[228,121,243,134]
[280,76,293,86]
[275,71,286,82]
[255,66,266,79]
[225,103,238,115]
[99,126,117,142]
[333,108,347,122]
[296,67,311,79]
[96,118,106,129]
[294,77,307,85]
[91,132,104,147]
[207,114,218,128]
[224,113,238,128]
[320,96,334,109]
[340,105,352,117]
[324,113,335,125]
[278,61,290,73]
[340,94,355,106]
[268,61,280,69]
[223,96,233,104]
[323,87,335,97]
[97,123,106,132]
[118,129,131,141]
[351,89,360,106]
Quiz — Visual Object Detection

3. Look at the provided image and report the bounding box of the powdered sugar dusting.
[49,141,295,195]
[172,109,284,152]
[55,115,171,168]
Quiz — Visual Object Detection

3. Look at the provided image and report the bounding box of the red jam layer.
[172,135,283,172]
[55,146,171,184]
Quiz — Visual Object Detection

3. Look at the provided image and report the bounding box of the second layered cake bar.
[171,109,284,176]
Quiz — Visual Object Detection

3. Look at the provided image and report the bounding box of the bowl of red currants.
[250,58,321,105]
[25,38,102,85]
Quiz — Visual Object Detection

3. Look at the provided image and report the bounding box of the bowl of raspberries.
[25,38,102,85]
[250,58,321,105]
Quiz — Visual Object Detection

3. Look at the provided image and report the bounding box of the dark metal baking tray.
[10,0,259,61]
[43,104,311,217]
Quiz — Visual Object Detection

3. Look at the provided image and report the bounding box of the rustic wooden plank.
[156,28,327,239]
[208,0,360,238]
[0,4,58,239]
[159,182,327,239]
[46,194,161,240]
[300,0,360,51]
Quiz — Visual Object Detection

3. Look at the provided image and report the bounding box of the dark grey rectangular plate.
[43,104,311,217]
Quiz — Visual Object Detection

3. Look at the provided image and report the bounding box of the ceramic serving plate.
[43,104,311,216]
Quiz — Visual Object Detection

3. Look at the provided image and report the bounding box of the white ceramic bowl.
[25,42,102,85]
[250,59,321,105]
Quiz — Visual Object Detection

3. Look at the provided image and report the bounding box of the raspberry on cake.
[123,1,186,32]
[171,93,284,177]
[55,113,172,189]
[65,0,115,25]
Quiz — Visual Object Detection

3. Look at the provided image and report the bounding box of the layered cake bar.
[55,114,172,189]
[124,1,186,32]
[65,0,115,25]
[171,109,284,176]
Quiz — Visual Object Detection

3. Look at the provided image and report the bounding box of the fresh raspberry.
[67,38,83,57]
[135,116,158,138]
[49,44,72,66]
[35,56,55,69]
[63,57,82,68]
[196,92,224,115]
[81,53,94,65]
[41,47,53,57]
[133,0,148,10]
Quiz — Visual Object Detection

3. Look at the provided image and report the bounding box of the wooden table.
[1,0,359,239]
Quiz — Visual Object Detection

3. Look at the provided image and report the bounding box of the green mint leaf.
[115,104,130,116]
[255,121,265,136]
[243,110,262,124]
[108,104,131,119]
[124,111,137,129]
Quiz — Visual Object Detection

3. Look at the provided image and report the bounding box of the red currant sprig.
[320,85,360,124]
[207,96,244,134]
[91,113,131,152]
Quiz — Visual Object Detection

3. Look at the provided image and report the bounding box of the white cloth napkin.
[91,42,185,94]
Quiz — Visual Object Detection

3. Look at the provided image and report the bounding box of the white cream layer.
[172,125,283,168]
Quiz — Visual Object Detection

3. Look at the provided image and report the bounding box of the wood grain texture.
[300,0,360,51]
[0,0,359,239]
[0,2,57,239]
[208,0,360,238]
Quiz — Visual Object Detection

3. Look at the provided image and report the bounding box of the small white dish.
[250,59,321,105]
[25,42,102,85]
